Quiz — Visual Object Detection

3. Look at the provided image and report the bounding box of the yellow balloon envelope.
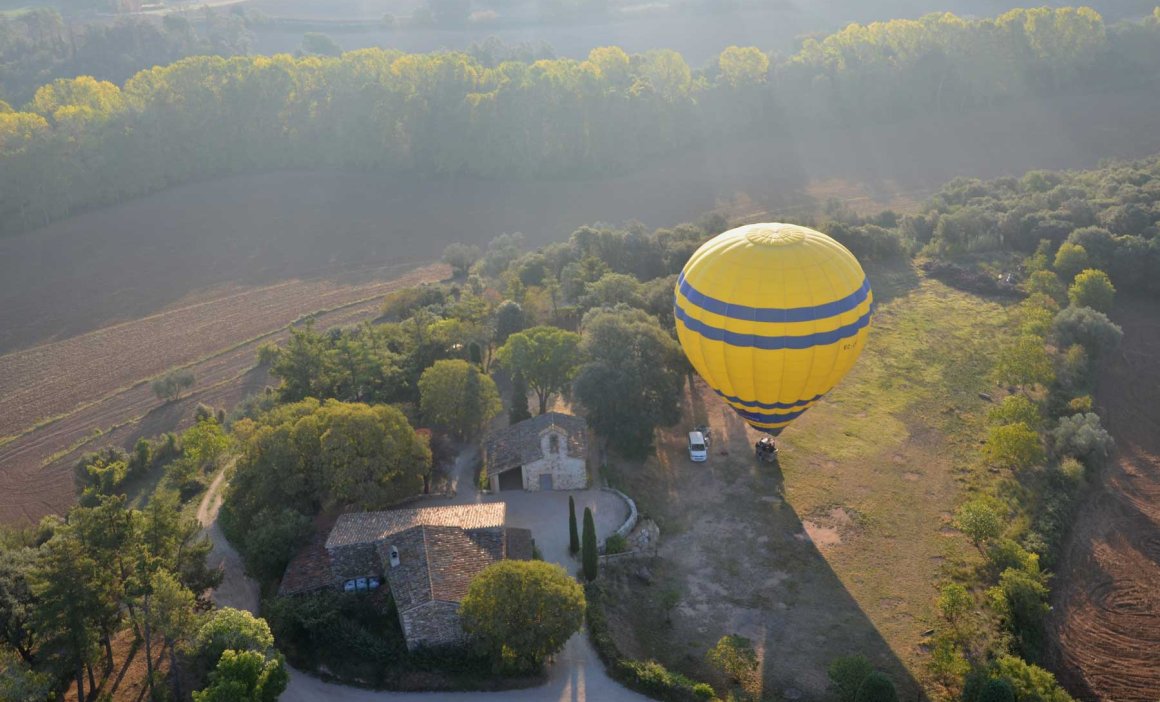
[674,223,873,435]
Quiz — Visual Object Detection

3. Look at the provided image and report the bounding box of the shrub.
[442,242,482,277]
[256,343,280,366]
[955,499,1004,552]
[992,655,1075,702]
[1051,307,1122,359]
[1056,344,1091,393]
[152,369,195,402]
[604,533,628,555]
[1052,242,1088,281]
[983,422,1045,471]
[1052,413,1114,467]
[1026,270,1065,305]
[1023,465,1084,568]
[1066,395,1092,414]
[927,631,969,685]
[705,634,757,683]
[978,678,1017,702]
[988,568,1050,659]
[193,649,288,702]
[987,539,1040,575]
[936,583,972,627]
[992,337,1054,390]
[987,395,1041,429]
[827,654,873,702]
[855,671,898,702]
[1059,456,1085,483]
[193,608,276,669]
[1067,269,1115,312]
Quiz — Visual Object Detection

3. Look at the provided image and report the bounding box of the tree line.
[0,8,252,106]
[4,7,1160,235]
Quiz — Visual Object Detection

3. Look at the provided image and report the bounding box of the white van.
[688,431,708,462]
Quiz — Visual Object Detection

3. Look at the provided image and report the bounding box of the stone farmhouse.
[483,411,589,492]
[279,503,532,650]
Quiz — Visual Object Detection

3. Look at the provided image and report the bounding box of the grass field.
[602,262,1014,700]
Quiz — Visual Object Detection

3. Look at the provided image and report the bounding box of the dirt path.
[1048,296,1160,702]
[197,465,260,614]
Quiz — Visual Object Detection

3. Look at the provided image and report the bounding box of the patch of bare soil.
[0,264,446,526]
[1047,296,1160,702]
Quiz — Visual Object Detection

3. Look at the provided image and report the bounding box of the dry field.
[0,263,447,525]
[603,265,1010,700]
[1048,296,1160,702]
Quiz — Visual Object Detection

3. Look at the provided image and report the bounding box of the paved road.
[202,447,650,701]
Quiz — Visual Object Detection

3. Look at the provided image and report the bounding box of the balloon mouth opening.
[751,425,784,437]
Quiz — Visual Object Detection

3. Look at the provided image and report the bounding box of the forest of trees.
[909,158,1160,295]
[2,7,1160,235]
[0,9,253,106]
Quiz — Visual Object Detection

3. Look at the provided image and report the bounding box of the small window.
[548,434,560,453]
[389,546,400,568]
[343,579,356,592]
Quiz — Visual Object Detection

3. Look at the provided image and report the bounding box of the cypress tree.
[582,507,598,581]
[568,496,580,555]
[509,373,532,424]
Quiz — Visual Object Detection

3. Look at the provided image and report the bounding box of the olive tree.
[460,560,585,672]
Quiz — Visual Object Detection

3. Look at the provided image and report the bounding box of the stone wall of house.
[521,453,587,490]
[400,601,467,650]
[328,542,380,581]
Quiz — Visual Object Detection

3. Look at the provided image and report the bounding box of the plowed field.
[0,263,446,525]
[1048,297,1160,702]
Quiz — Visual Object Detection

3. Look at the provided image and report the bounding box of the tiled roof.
[505,527,534,561]
[326,503,507,549]
[483,412,587,475]
[278,533,336,596]
[385,524,533,610]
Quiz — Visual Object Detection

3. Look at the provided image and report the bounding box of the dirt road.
[1048,296,1160,702]
[197,466,261,614]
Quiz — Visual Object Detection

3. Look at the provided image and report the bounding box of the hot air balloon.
[674,223,873,435]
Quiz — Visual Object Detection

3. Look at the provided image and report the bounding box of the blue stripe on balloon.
[752,425,784,437]
[715,389,824,410]
[674,304,872,350]
[677,273,871,324]
[733,405,813,424]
